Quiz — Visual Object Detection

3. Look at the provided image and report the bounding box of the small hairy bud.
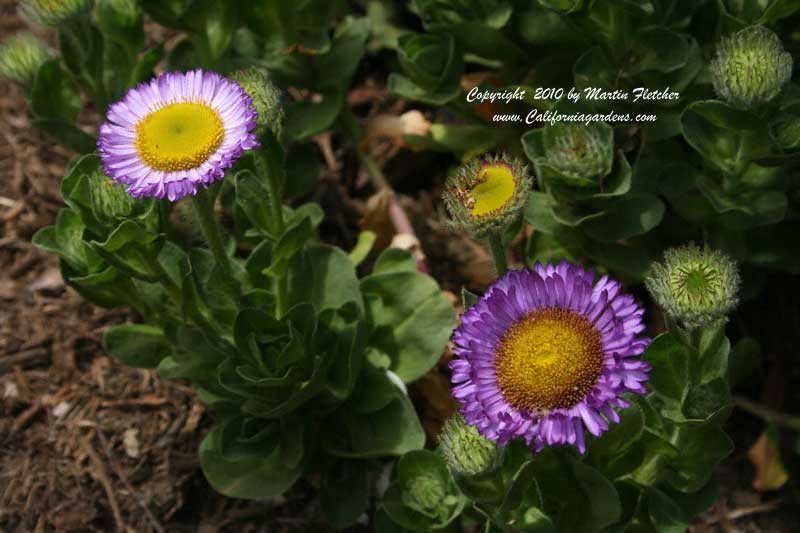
[543,122,613,180]
[645,244,741,328]
[87,168,136,225]
[0,32,50,87]
[443,153,532,238]
[19,0,94,26]
[710,25,792,110]
[439,413,500,478]
[231,67,284,138]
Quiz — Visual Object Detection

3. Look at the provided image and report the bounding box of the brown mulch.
[0,1,797,532]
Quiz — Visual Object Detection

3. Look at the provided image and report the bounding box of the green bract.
[710,26,792,111]
[0,32,50,86]
[381,450,465,531]
[231,67,284,138]
[646,245,741,328]
[439,413,501,478]
[443,153,532,238]
[543,122,613,181]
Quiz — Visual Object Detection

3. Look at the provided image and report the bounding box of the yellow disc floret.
[468,162,517,217]
[494,307,603,413]
[135,101,224,171]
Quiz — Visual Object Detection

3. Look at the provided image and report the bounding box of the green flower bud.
[0,32,50,86]
[401,473,458,522]
[87,167,136,225]
[231,67,284,139]
[542,122,613,181]
[645,244,740,328]
[443,154,532,238]
[439,413,501,478]
[19,0,94,26]
[710,26,793,110]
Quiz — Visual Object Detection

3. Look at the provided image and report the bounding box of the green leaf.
[461,288,479,310]
[647,488,688,533]
[288,244,363,314]
[349,231,377,267]
[681,100,770,174]
[518,507,558,533]
[570,459,621,530]
[320,459,370,528]
[200,416,305,500]
[583,194,665,242]
[665,425,733,492]
[681,378,733,425]
[643,334,688,405]
[589,403,644,458]
[30,59,81,120]
[361,270,455,382]
[265,217,314,278]
[373,247,419,274]
[103,324,170,368]
[285,143,321,199]
[284,90,345,141]
[235,169,280,238]
[325,369,425,457]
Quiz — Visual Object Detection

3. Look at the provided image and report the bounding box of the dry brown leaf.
[747,430,789,491]
[364,110,431,145]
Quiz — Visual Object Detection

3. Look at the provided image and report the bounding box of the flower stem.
[191,187,237,286]
[487,232,508,277]
[255,145,288,317]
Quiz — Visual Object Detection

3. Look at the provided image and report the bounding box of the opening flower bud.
[19,0,94,26]
[230,67,284,139]
[645,244,740,328]
[542,122,613,181]
[0,32,50,87]
[443,154,532,238]
[401,473,458,522]
[710,25,793,110]
[439,413,501,478]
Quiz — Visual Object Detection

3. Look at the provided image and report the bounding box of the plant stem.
[734,396,800,431]
[255,148,288,317]
[487,232,508,277]
[191,187,235,282]
[140,246,217,332]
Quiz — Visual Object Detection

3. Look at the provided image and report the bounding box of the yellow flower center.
[135,101,224,171]
[494,307,603,413]
[469,163,516,217]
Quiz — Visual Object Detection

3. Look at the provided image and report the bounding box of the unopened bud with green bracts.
[19,0,94,26]
[443,153,532,238]
[645,244,740,329]
[0,32,50,87]
[439,413,501,478]
[710,25,792,111]
[401,472,459,522]
[543,122,613,181]
[231,67,284,139]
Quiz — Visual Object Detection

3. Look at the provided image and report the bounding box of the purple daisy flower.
[98,69,259,201]
[450,262,651,454]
